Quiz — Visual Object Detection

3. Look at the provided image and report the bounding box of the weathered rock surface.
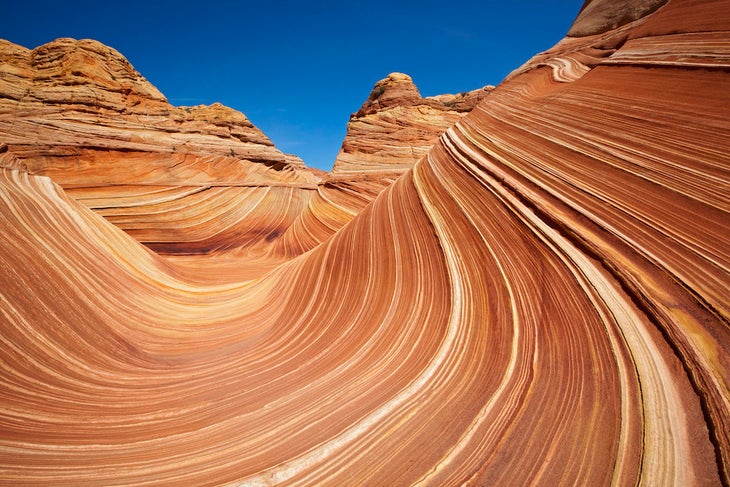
[0,38,320,254]
[331,72,492,175]
[271,73,492,256]
[569,0,669,35]
[0,0,729,485]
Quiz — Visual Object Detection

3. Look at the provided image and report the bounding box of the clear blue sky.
[4,1,583,170]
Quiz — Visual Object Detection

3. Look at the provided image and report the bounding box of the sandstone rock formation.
[0,0,729,485]
[0,37,320,254]
[0,40,485,257]
[270,73,492,256]
[569,0,669,35]
[331,72,492,175]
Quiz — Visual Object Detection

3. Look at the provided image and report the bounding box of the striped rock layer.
[1,0,729,485]
[272,73,492,256]
[0,37,321,255]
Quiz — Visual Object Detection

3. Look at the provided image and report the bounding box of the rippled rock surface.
[0,38,321,255]
[0,0,728,484]
[273,72,492,256]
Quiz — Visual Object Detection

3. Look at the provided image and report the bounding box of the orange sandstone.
[0,0,728,485]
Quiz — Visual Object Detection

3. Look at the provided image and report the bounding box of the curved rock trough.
[0,0,728,485]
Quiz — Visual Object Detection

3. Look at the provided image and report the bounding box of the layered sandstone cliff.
[331,72,491,175]
[0,37,319,254]
[0,39,485,256]
[271,73,492,255]
[0,0,728,485]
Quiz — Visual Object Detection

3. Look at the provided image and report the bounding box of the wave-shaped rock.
[0,38,320,254]
[0,0,728,484]
[271,73,492,256]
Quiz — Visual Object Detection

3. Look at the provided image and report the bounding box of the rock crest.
[332,72,492,174]
[0,38,319,253]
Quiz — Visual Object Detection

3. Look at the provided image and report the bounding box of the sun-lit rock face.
[0,38,320,254]
[1,0,729,485]
[331,72,492,175]
[568,0,669,35]
[270,73,492,256]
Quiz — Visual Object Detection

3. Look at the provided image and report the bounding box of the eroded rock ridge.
[0,0,728,484]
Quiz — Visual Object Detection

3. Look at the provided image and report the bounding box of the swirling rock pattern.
[0,1,729,485]
[0,38,320,254]
[331,72,492,175]
[271,74,492,256]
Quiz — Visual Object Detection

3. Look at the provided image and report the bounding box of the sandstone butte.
[275,72,492,256]
[0,0,728,484]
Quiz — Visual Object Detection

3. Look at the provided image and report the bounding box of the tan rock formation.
[270,73,492,256]
[0,38,320,254]
[0,41,487,257]
[331,72,492,174]
[0,0,728,484]
[568,0,669,35]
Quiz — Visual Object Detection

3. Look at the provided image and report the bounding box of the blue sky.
[4,1,583,170]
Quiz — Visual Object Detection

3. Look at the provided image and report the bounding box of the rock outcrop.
[331,72,492,175]
[270,73,492,256]
[0,0,728,485]
[0,38,320,254]
[568,0,669,35]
